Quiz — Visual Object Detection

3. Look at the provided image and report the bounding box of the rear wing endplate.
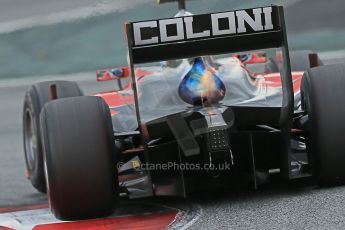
[126,6,284,64]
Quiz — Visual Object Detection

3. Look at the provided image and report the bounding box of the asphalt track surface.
[1,1,345,230]
[2,58,345,230]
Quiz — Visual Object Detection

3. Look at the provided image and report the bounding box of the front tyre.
[265,50,322,73]
[40,96,118,220]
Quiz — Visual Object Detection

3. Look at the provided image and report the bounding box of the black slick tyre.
[302,64,345,186]
[40,96,118,220]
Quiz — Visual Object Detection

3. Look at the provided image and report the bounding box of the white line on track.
[142,200,203,230]
[0,0,151,34]
[167,203,203,230]
[0,0,305,34]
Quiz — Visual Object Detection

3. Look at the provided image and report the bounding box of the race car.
[23,0,345,220]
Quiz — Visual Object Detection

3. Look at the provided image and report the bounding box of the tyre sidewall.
[23,86,46,193]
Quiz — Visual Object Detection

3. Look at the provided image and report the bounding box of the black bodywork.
[115,5,311,199]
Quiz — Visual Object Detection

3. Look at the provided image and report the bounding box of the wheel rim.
[24,110,37,171]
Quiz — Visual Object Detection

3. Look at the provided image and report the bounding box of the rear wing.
[125,5,292,116]
[126,5,285,64]
[125,5,294,178]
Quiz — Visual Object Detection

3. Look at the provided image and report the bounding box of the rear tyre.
[302,64,345,186]
[23,81,83,193]
[40,96,118,220]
